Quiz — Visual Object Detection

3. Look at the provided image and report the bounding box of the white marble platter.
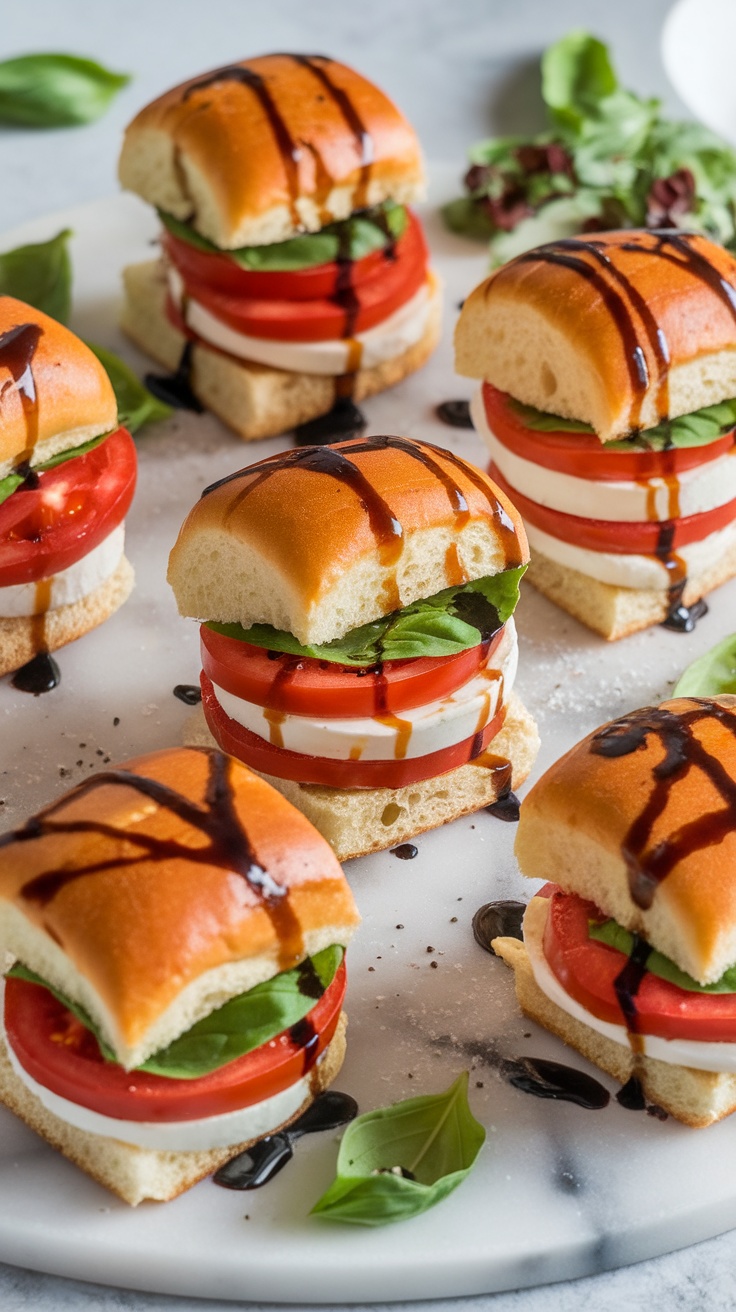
[1,179,736,1303]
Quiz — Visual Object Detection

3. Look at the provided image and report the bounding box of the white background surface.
[3,1,736,1309]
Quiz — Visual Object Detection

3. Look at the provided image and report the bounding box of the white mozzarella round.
[471,386,736,523]
[212,619,517,762]
[525,517,736,589]
[0,523,126,618]
[167,266,438,376]
[525,898,736,1074]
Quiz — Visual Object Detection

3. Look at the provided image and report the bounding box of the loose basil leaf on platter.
[0,54,130,127]
[0,432,108,508]
[508,396,736,452]
[7,945,343,1080]
[0,229,72,324]
[159,201,407,272]
[207,568,527,667]
[673,634,736,699]
[311,1072,485,1226]
[589,921,736,994]
[87,344,173,434]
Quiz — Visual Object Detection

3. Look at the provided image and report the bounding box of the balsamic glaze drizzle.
[472,900,525,954]
[11,652,60,696]
[292,398,366,446]
[145,342,203,413]
[0,323,43,465]
[173,684,202,706]
[213,1090,358,1191]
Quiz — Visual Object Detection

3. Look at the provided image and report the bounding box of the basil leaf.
[207,568,526,667]
[674,634,736,698]
[7,945,343,1080]
[159,202,406,272]
[508,399,595,435]
[508,396,736,451]
[311,1072,484,1226]
[0,432,109,508]
[0,229,72,324]
[87,344,172,434]
[0,54,129,127]
[589,921,736,993]
[441,197,496,241]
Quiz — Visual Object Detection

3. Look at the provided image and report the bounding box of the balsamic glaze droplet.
[390,843,418,860]
[213,1090,358,1190]
[435,400,474,429]
[616,1075,646,1110]
[173,684,202,706]
[502,1056,610,1109]
[295,956,327,1000]
[472,900,526,954]
[661,597,708,633]
[145,343,203,412]
[292,398,366,446]
[486,791,521,822]
[286,1090,358,1139]
[11,651,61,695]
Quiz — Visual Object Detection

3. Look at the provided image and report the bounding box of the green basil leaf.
[508,396,736,451]
[674,634,736,698]
[87,343,172,434]
[0,229,72,324]
[311,1072,484,1226]
[440,197,496,241]
[0,432,109,508]
[589,921,736,993]
[207,568,526,667]
[159,202,406,272]
[0,54,129,127]
[7,945,343,1079]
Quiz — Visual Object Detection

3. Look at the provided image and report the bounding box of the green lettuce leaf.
[8,945,343,1080]
[0,229,72,324]
[159,202,407,272]
[674,634,736,698]
[0,54,129,127]
[207,568,526,667]
[87,344,172,434]
[589,921,736,993]
[0,432,109,508]
[311,1072,484,1226]
[507,396,736,452]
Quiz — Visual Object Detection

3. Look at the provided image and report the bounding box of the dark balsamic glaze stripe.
[623,230,736,326]
[0,323,43,466]
[289,55,374,209]
[213,1090,358,1190]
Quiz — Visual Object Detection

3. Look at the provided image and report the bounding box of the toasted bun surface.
[515,696,736,985]
[168,436,529,646]
[0,747,359,1069]
[455,230,736,442]
[119,55,425,250]
[0,297,118,474]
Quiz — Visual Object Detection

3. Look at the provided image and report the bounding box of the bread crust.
[0,296,118,469]
[455,230,736,441]
[0,747,359,1067]
[119,55,425,250]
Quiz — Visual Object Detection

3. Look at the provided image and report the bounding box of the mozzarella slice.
[472,387,736,523]
[524,517,736,590]
[0,523,126,618]
[524,896,736,1074]
[167,266,439,376]
[211,619,517,762]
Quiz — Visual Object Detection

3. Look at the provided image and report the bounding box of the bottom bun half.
[185,692,539,861]
[0,1012,347,1207]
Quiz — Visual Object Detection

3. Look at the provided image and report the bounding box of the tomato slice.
[170,212,429,342]
[163,227,406,302]
[482,383,736,481]
[200,626,505,718]
[201,672,507,788]
[0,429,137,587]
[542,887,736,1042]
[4,962,346,1122]
[489,461,736,554]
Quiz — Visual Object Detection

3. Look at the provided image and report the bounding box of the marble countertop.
[1,0,733,1307]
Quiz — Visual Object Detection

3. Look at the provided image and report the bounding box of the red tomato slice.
[0,429,137,587]
[200,625,505,718]
[4,962,346,1122]
[482,383,736,481]
[171,212,429,342]
[163,226,409,302]
[489,462,736,554]
[543,887,736,1042]
[201,672,507,788]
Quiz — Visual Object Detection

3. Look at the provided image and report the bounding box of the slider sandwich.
[0,747,360,1204]
[455,229,736,640]
[118,54,440,441]
[168,435,540,860]
[495,696,736,1126]
[0,297,136,680]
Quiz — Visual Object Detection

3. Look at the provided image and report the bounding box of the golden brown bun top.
[167,435,529,647]
[118,54,425,249]
[515,696,736,983]
[455,229,736,442]
[0,297,118,469]
[0,747,359,1052]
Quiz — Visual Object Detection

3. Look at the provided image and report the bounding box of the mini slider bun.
[118,54,425,250]
[455,230,736,443]
[0,747,359,1202]
[495,696,736,1126]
